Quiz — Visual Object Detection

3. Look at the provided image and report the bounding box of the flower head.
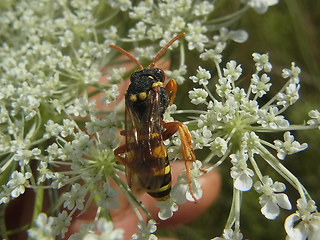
[52,210,72,238]
[230,151,254,191]
[282,62,301,84]
[184,50,319,239]
[223,61,242,82]
[213,228,243,240]
[171,160,203,203]
[285,199,320,240]
[62,183,87,211]
[307,110,320,129]
[274,132,308,160]
[242,0,279,14]
[28,213,55,240]
[254,176,291,219]
[132,220,158,240]
[252,53,272,72]
[156,198,178,220]
[190,66,211,86]
[82,218,124,240]
[250,73,272,97]
[6,171,32,199]
[189,88,208,105]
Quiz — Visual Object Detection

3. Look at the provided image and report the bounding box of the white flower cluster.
[113,1,252,84]
[285,198,320,240]
[19,109,120,239]
[28,213,124,240]
[132,220,158,240]
[184,51,320,238]
[0,1,125,238]
[6,0,319,240]
[129,0,213,51]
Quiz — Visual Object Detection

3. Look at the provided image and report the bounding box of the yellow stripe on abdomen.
[146,164,172,201]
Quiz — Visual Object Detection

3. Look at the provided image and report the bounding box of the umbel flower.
[186,52,319,239]
[0,0,319,240]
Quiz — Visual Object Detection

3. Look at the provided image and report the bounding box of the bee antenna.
[149,33,185,69]
[109,44,144,70]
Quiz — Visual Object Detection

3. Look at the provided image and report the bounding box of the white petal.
[277,150,286,160]
[156,200,178,220]
[285,214,308,240]
[158,208,173,221]
[285,214,298,234]
[186,186,202,202]
[261,199,280,219]
[275,193,292,210]
[149,234,158,240]
[290,222,309,240]
[254,181,263,192]
[234,173,253,191]
[272,181,286,192]
[229,30,248,43]
[35,213,48,227]
[171,184,188,204]
[310,220,320,240]
[223,229,234,238]
[262,175,273,186]
[231,168,240,179]
[258,195,269,206]
[147,220,157,233]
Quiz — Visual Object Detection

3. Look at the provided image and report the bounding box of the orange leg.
[162,121,198,202]
[114,144,128,165]
[165,79,177,106]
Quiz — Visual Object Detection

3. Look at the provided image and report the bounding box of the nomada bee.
[111,33,198,202]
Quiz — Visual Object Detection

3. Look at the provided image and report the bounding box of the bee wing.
[124,86,168,188]
[123,97,141,188]
[140,86,169,175]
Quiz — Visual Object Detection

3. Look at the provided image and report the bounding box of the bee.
[111,33,197,201]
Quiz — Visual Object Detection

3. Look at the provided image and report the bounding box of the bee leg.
[164,78,177,106]
[114,144,128,165]
[161,121,198,202]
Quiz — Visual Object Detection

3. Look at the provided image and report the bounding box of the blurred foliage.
[159,1,320,239]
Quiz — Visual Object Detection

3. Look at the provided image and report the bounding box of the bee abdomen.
[148,184,171,201]
[146,165,172,201]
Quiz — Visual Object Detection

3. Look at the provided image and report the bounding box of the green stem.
[225,192,236,229]
[206,5,248,25]
[261,80,290,110]
[31,187,44,227]
[206,145,231,170]
[234,189,241,233]
[179,40,185,68]
[258,145,307,202]
[248,154,263,181]
[0,205,8,239]
[251,124,316,133]
[112,174,152,220]
[225,185,242,230]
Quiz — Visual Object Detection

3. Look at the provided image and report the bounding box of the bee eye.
[139,92,147,100]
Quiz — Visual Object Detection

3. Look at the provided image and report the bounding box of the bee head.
[127,68,165,98]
